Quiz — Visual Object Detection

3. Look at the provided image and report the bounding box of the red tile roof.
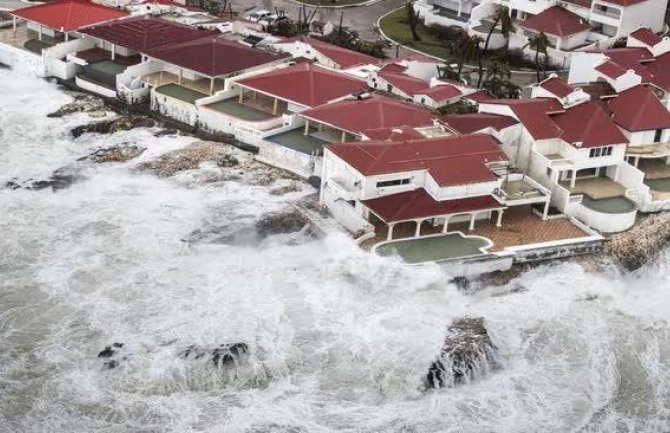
[12,0,128,32]
[276,36,379,69]
[485,98,564,140]
[520,6,590,37]
[485,98,625,147]
[595,60,627,79]
[146,37,289,77]
[362,189,502,223]
[419,83,462,101]
[81,15,214,53]
[604,85,670,131]
[441,113,518,134]
[377,70,429,96]
[551,101,627,147]
[629,28,663,47]
[327,134,507,186]
[362,126,426,141]
[464,89,495,102]
[539,76,574,98]
[300,94,435,134]
[235,63,368,108]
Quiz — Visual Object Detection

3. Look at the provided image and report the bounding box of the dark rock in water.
[6,166,82,191]
[269,182,301,196]
[154,128,179,137]
[179,342,249,367]
[0,61,9,69]
[103,360,119,370]
[112,342,123,348]
[71,115,156,138]
[48,94,105,118]
[307,176,321,189]
[98,346,116,358]
[426,318,498,388]
[216,154,239,168]
[255,209,309,238]
[79,142,146,163]
[183,223,259,246]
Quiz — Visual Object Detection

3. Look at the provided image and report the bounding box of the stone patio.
[637,158,670,180]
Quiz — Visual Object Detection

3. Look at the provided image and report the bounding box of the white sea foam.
[1,65,669,433]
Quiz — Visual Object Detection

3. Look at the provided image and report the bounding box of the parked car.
[246,9,276,23]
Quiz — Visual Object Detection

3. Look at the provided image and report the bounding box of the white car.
[246,10,275,23]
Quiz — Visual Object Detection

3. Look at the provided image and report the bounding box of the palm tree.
[525,32,550,83]
[405,1,422,42]
[451,33,481,78]
[476,5,514,87]
[483,59,511,82]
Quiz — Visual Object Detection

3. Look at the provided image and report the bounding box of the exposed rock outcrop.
[5,166,82,191]
[269,182,301,196]
[426,318,498,388]
[48,94,106,118]
[139,141,240,177]
[79,142,147,163]
[605,213,670,271]
[179,343,249,367]
[256,208,309,238]
[71,115,156,138]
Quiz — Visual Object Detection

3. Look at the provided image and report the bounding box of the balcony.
[326,177,361,201]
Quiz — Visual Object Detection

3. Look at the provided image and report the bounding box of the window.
[376,178,410,188]
[589,146,613,158]
[655,129,663,143]
[546,167,552,178]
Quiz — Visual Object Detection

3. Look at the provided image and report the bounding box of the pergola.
[362,190,507,241]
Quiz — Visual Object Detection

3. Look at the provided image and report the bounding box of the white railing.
[325,178,361,201]
[571,202,636,233]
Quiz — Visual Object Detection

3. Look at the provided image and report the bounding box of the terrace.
[363,206,591,261]
[155,83,207,104]
[0,23,61,53]
[143,70,226,97]
[374,232,492,264]
[560,177,626,199]
[265,127,330,155]
[75,49,141,90]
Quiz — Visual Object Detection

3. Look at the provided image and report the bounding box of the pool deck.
[143,71,225,95]
[363,207,591,252]
[638,159,670,180]
[560,178,626,200]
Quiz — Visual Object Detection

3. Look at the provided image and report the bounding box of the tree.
[450,33,481,78]
[405,1,422,42]
[525,32,550,83]
[476,5,514,87]
[480,59,519,98]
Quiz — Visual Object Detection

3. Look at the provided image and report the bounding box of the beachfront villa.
[478,83,645,233]
[415,0,668,66]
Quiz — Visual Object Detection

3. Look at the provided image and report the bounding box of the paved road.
[231,0,404,40]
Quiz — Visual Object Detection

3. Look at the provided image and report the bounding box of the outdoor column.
[496,209,504,227]
[341,130,347,142]
[469,213,476,231]
[38,25,42,41]
[387,223,395,241]
[570,170,577,189]
[273,98,278,115]
[12,17,16,38]
[111,44,116,60]
[209,77,215,95]
[442,217,450,233]
[457,1,462,16]
[65,32,69,42]
[543,200,550,220]
[415,220,422,237]
[304,120,310,135]
[178,69,183,85]
[636,156,641,167]
[238,88,244,103]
